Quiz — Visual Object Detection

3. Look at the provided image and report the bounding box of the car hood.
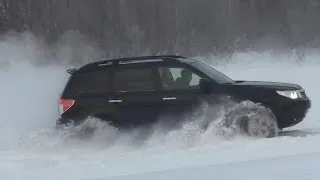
[230,80,302,91]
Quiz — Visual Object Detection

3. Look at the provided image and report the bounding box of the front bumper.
[277,99,311,129]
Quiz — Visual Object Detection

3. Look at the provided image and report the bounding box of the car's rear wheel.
[223,103,279,138]
[56,115,116,136]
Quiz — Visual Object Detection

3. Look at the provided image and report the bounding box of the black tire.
[78,115,119,133]
[56,115,113,136]
[223,103,279,138]
[55,118,77,130]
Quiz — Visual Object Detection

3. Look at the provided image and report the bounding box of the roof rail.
[156,55,186,58]
[78,55,187,70]
[114,55,186,61]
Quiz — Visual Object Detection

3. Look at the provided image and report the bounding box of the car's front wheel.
[223,102,279,138]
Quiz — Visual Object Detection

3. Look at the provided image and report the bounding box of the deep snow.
[0,36,320,180]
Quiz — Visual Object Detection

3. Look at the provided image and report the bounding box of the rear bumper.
[55,117,72,129]
[277,99,311,129]
[55,117,82,128]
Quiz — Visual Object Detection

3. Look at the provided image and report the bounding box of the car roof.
[74,55,191,73]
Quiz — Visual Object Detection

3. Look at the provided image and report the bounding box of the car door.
[156,65,208,128]
[110,64,163,129]
[64,66,118,124]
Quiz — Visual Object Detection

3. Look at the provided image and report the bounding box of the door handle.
[162,97,177,101]
[109,99,123,103]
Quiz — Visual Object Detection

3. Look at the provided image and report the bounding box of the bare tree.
[2,0,320,59]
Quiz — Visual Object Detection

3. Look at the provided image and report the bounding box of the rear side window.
[63,69,112,96]
[114,67,156,92]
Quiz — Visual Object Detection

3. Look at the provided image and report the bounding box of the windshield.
[180,58,235,84]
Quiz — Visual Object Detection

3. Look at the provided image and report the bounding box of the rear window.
[62,69,112,97]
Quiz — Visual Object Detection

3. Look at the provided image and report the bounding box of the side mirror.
[199,78,213,94]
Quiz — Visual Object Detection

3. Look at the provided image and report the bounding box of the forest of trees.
[1,0,320,59]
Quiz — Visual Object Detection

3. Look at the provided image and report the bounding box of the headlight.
[276,90,303,99]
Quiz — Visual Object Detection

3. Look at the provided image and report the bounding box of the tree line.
[1,0,320,59]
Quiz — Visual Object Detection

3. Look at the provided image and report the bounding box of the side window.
[67,69,112,95]
[158,67,202,90]
[114,67,156,92]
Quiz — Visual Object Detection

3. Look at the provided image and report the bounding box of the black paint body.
[57,55,311,130]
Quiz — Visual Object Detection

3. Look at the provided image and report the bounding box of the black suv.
[56,55,311,138]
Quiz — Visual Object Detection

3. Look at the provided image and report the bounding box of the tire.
[80,114,117,131]
[223,102,279,138]
[55,118,77,130]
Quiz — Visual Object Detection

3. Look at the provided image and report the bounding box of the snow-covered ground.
[1,36,320,180]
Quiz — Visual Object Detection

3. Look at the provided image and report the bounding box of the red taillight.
[59,99,75,115]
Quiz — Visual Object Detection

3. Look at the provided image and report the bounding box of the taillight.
[59,99,75,115]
